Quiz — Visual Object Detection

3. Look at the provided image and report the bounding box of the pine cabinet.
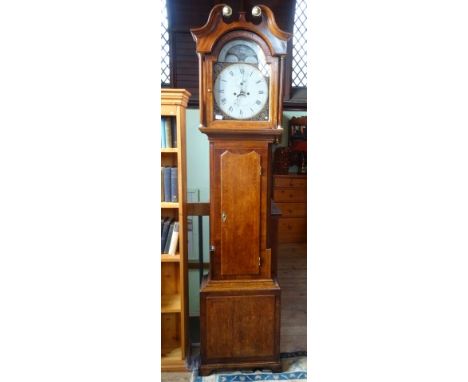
[273,174,307,244]
[161,89,190,371]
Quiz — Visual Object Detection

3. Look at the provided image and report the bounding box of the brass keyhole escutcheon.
[222,212,227,223]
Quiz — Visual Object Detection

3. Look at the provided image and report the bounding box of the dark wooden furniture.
[191,4,291,376]
[288,116,307,146]
[161,89,190,371]
[288,115,307,171]
[273,174,307,244]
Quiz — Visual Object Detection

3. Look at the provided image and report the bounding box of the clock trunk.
[210,140,273,281]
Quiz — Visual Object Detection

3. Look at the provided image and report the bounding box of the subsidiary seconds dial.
[213,63,268,120]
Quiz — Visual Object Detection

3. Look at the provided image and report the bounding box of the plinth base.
[199,359,282,376]
[199,278,281,376]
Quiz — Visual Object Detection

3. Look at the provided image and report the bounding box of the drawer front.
[274,176,306,189]
[275,202,306,218]
[278,217,307,243]
[273,188,307,202]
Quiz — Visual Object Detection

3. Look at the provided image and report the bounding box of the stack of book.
[161,167,178,202]
[161,219,179,255]
[161,117,177,148]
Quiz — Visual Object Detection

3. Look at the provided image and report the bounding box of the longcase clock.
[191,4,291,375]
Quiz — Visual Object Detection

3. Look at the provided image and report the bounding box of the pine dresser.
[273,174,307,244]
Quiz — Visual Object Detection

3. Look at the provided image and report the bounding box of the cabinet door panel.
[232,295,276,357]
[204,294,278,361]
[220,151,261,275]
[205,298,234,358]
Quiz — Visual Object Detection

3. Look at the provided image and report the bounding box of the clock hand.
[234,92,240,106]
[240,70,247,92]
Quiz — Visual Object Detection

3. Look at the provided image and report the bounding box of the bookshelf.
[161,89,190,371]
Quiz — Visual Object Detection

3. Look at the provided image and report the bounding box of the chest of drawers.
[273,174,307,244]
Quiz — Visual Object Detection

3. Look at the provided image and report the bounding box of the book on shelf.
[161,117,177,149]
[161,168,165,202]
[168,222,179,255]
[164,118,172,148]
[171,120,177,148]
[163,167,171,202]
[161,118,166,148]
[170,167,178,202]
[161,167,178,203]
[161,218,173,252]
[163,221,175,254]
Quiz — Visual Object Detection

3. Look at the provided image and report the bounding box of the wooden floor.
[161,243,307,381]
[278,242,307,353]
[161,372,192,382]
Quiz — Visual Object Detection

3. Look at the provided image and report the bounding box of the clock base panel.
[200,278,281,375]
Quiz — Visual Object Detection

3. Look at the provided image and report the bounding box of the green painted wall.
[186,108,210,203]
[185,108,307,316]
[185,108,210,316]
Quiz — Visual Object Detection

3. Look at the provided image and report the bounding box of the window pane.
[292,0,307,87]
[161,0,171,85]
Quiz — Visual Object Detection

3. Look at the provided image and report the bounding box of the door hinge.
[259,256,261,268]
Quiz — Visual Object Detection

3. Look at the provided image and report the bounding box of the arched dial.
[213,63,268,120]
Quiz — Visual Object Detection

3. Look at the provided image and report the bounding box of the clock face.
[212,39,270,121]
[213,63,268,120]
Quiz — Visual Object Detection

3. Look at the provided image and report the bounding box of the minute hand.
[240,69,248,92]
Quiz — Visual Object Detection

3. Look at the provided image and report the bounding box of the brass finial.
[222,5,232,17]
[252,6,262,17]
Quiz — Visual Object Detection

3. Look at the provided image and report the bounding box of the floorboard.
[278,242,307,353]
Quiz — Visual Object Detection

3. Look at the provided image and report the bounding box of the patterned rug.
[192,352,307,382]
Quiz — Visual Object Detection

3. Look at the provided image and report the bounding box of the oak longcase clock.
[191,4,291,376]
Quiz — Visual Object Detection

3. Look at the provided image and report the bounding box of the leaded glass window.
[161,0,171,85]
[292,0,307,87]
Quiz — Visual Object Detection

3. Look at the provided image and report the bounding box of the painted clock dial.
[212,39,270,121]
[213,63,268,120]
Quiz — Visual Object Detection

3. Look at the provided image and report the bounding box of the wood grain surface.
[220,151,261,276]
